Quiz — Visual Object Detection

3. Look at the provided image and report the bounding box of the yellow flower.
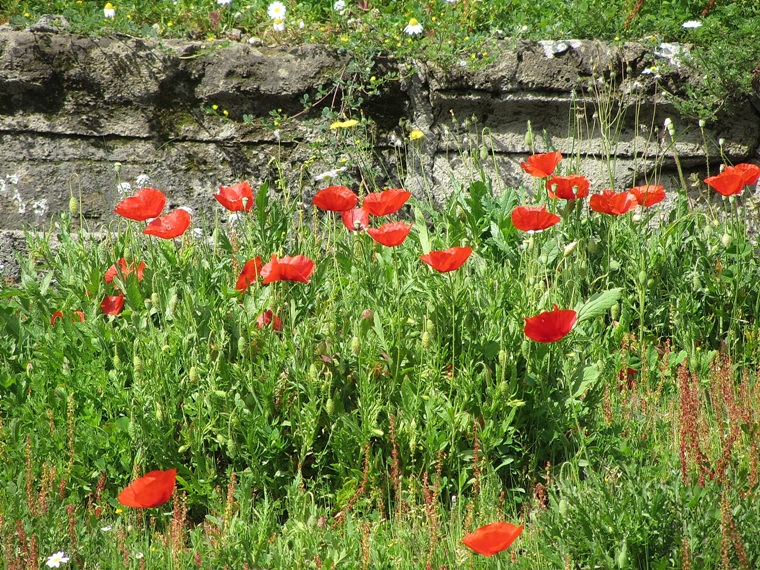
[409,129,424,140]
[330,119,359,130]
[167,21,173,27]
[212,104,219,111]
[223,110,229,116]
[115,507,123,514]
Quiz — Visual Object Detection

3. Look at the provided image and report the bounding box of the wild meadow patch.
[2,110,760,567]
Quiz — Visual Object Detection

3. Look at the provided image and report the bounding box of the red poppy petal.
[215,182,254,212]
[629,185,665,207]
[101,295,125,315]
[114,188,167,221]
[589,190,637,216]
[118,469,177,508]
[366,222,413,247]
[362,189,412,216]
[341,208,369,231]
[730,163,760,186]
[524,306,577,343]
[420,246,472,272]
[313,186,358,212]
[705,172,745,196]
[143,209,192,239]
[462,522,524,556]
[73,310,85,322]
[520,152,562,178]
[51,311,64,326]
[546,175,590,200]
[236,256,263,293]
[511,205,561,232]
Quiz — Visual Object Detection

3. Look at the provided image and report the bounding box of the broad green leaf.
[576,287,622,324]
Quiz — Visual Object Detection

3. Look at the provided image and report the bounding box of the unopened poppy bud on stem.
[721,233,732,248]
[69,195,79,215]
[563,241,578,257]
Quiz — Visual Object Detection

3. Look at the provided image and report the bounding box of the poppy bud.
[227,439,237,457]
[151,293,160,310]
[309,363,319,382]
[189,366,198,383]
[113,347,121,368]
[69,195,79,215]
[479,146,489,161]
[527,236,534,250]
[617,541,628,569]
[632,213,641,222]
[237,336,247,356]
[610,302,620,321]
[421,331,431,349]
[128,413,136,439]
[539,253,548,265]
[167,291,178,316]
[524,129,533,148]
[721,233,731,248]
[563,241,578,257]
[586,239,597,254]
[326,398,335,415]
[638,270,647,285]
[133,355,142,373]
[609,259,620,272]
[425,318,435,335]
[155,402,163,422]
[559,498,568,516]
[698,119,706,128]
[350,336,361,356]
[498,349,507,367]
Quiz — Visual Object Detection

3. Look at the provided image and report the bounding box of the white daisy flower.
[334,0,346,10]
[117,182,132,196]
[135,174,151,188]
[314,167,348,181]
[45,552,70,568]
[273,18,285,32]
[103,3,115,18]
[404,18,423,36]
[217,0,232,4]
[682,20,702,29]
[267,1,286,20]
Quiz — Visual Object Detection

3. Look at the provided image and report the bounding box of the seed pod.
[326,398,335,415]
[638,270,647,285]
[421,331,431,349]
[189,366,198,384]
[479,145,489,161]
[563,241,578,257]
[68,195,79,215]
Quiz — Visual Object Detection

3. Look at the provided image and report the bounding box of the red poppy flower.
[520,152,562,178]
[362,189,412,216]
[261,255,316,285]
[256,309,283,331]
[101,295,125,315]
[511,205,561,232]
[546,175,590,200]
[73,310,85,322]
[143,208,192,239]
[725,163,760,186]
[236,256,263,293]
[105,258,146,285]
[341,208,369,232]
[118,468,177,508]
[589,190,638,216]
[51,311,64,325]
[629,185,666,207]
[367,221,413,247]
[462,522,524,557]
[214,181,254,212]
[524,305,577,343]
[705,171,745,197]
[313,186,358,212]
[114,188,167,221]
[420,246,472,273]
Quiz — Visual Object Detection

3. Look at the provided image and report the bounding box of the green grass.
[2,110,760,567]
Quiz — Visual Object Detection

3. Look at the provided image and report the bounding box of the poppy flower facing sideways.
[367,221,413,247]
[705,171,745,197]
[52,311,86,326]
[362,189,412,216]
[341,208,369,232]
[462,521,524,557]
[143,208,192,239]
[629,185,666,207]
[313,186,358,212]
[511,205,561,233]
[101,295,125,316]
[214,181,254,212]
[726,163,760,186]
[589,190,638,216]
[256,309,283,332]
[261,255,316,285]
[524,305,577,343]
[520,151,562,178]
[236,256,263,293]
[114,188,167,221]
[118,468,177,509]
[105,258,146,285]
[420,246,472,273]
[546,175,590,200]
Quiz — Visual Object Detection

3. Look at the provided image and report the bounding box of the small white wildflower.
[719,138,725,147]
[298,20,304,28]
[641,66,658,75]
[333,0,346,10]
[267,1,286,20]
[404,18,423,36]
[100,526,113,532]
[698,119,706,128]
[273,18,285,32]
[217,0,232,4]
[457,60,468,67]
[682,20,702,29]
[314,167,348,182]
[273,129,281,141]
[134,552,144,560]
[45,552,70,568]
[117,182,132,196]
[136,174,151,188]
[103,3,115,18]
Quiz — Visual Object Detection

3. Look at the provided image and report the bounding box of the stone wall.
[1,30,760,278]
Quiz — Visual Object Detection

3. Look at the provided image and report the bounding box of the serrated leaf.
[576,288,622,324]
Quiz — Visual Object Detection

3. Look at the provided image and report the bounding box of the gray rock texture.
[1,31,760,279]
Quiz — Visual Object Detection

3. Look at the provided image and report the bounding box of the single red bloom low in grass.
[367,221,412,247]
[52,311,85,325]
[420,246,472,273]
[214,181,254,212]
[362,189,412,216]
[705,171,745,197]
[101,295,125,315]
[462,522,524,557]
[143,208,192,239]
[256,309,283,331]
[118,468,177,509]
[105,258,146,285]
[313,186,358,212]
[726,163,760,186]
[341,208,369,232]
[524,305,577,343]
[114,188,166,221]
[236,256,263,293]
[261,255,316,285]
[520,151,562,178]
[589,190,638,216]
[546,175,590,200]
[511,205,561,233]
[629,185,666,207]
